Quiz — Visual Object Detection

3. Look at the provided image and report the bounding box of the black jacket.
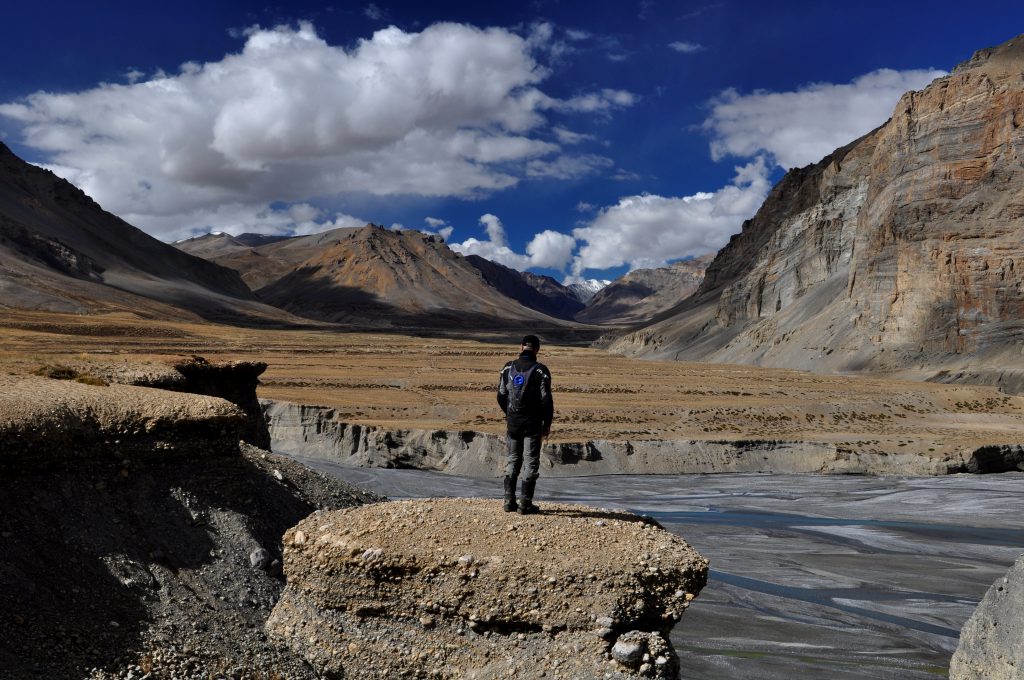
[497,351,553,437]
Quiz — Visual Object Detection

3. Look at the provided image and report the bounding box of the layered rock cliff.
[611,34,1024,386]
[266,498,708,680]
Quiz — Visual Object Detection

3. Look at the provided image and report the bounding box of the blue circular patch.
[513,375,525,386]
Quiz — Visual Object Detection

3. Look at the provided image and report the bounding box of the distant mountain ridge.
[577,255,712,325]
[176,227,364,291]
[177,224,572,329]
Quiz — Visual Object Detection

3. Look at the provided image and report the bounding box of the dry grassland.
[2,310,1023,458]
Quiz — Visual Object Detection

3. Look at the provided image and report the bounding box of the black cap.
[521,334,540,351]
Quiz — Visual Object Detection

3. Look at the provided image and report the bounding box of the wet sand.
[295,460,1024,680]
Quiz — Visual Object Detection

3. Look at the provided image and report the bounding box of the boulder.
[266,498,709,679]
[950,553,1024,680]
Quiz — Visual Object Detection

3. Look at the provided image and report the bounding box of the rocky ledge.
[266,498,709,679]
[950,553,1024,680]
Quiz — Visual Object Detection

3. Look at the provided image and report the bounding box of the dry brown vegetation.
[2,309,1023,459]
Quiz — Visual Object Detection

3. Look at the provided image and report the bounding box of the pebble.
[249,547,269,570]
[610,639,644,666]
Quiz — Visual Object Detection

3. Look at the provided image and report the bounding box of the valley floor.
[2,310,1023,466]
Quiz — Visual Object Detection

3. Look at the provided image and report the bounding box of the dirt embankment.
[264,399,1024,476]
[0,363,382,679]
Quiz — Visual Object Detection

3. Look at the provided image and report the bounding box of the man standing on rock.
[497,334,553,514]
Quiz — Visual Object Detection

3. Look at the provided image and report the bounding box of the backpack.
[507,362,539,414]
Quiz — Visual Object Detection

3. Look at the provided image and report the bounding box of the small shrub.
[32,364,78,380]
[75,374,109,387]
[31,363,108,386]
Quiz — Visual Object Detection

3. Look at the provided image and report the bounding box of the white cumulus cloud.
[703,67,946,169]
[156,203,367,240]
[0,21,635,241]
[450,214,577,271]
[570,158,771,275]
[526,230,577,269]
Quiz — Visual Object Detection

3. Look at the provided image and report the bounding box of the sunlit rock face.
[612,35,1024,382]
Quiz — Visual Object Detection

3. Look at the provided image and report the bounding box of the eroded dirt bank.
[264,399,1024,476]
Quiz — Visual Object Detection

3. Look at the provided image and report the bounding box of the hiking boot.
[517,500,539,515]
[503,475,518,512]
[518,478,539,515]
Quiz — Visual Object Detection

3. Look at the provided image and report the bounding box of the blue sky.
[1,1,1022,282]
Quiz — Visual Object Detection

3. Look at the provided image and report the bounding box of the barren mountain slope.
[0,143,299,323]
[612,34,1024,387]
[578,254,713,325]
[176,227,361,290]
[257,225,568,328]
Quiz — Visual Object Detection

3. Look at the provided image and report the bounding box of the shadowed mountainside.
[0,143,300,324]
[465,253,584,320]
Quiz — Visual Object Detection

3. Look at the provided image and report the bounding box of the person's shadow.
[534,505,662,527]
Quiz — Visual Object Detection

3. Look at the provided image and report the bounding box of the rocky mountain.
[0,142,289,323]
[610,34,1024,389]
[577,255,713,325]
[464,254,584,320]
[566,278,610,303]
[255,225,566,329]
[178,228,585,326]
[176,227,362,290]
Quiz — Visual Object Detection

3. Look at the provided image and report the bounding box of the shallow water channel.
[292,458,1024,680]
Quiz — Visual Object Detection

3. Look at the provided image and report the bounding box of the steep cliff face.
[613,35,1024,382]
[849,42,1024,357]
